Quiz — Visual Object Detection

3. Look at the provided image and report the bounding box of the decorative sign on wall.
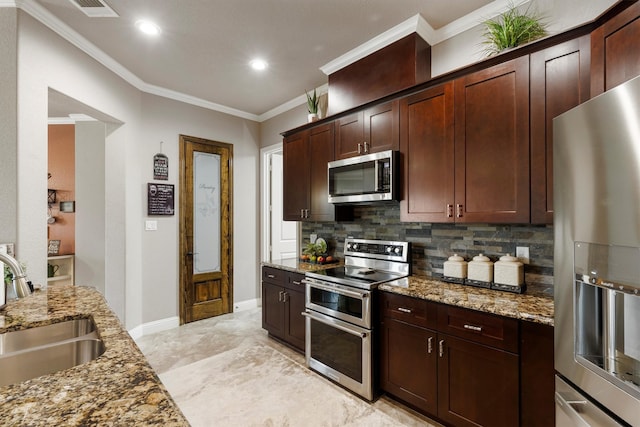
[147,183,175,216]
[153,153,169,180]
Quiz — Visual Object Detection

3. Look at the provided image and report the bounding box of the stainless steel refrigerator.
[554,74,640,426]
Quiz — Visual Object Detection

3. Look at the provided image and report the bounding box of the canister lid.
[499,254,519,263]
[447,254,466,262]
[471,254,491,263]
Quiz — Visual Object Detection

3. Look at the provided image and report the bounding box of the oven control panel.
[344,238,410,262]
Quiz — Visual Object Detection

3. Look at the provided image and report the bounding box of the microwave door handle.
[374,160,380,192]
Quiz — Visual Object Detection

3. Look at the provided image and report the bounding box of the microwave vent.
[68,0,119,17]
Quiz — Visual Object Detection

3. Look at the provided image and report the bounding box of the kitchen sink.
[0,318,105,387]
[0,318,97,354]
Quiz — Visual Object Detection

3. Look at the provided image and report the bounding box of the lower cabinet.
[380,292,551,427]
[261,267,305,352]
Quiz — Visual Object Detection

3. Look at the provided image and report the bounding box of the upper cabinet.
[335,100,399,159]
[530,36,591,224]
[591,1,640,96]
[283,123,346,222]
[453,57,531,224]
[400,82,455,222]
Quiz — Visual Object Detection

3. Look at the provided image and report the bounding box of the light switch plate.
[516,246,530,264]
[145,220,158,231]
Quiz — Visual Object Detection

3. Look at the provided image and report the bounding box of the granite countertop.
[0,285,188,426]
[379,276,554,326]
[262,258,343,274]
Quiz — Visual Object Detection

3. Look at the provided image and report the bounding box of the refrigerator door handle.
[555,392,591,427]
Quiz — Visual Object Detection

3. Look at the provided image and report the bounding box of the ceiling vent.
[68,0,119,18]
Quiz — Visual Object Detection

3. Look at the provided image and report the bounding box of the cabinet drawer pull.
[278,290,284,302]
[397,307,412,314]
[456,204,463,218]
[438,340,444,357]
[464,324,483,332]
[357,143,362,154]
[446,204,453,218]
[282,292,289,302]
[363,141,369,153]
[427,337,433,354]
[291,280,301,285]
[267,274,275,279]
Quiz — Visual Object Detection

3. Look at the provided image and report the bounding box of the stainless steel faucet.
[1,252,32,300]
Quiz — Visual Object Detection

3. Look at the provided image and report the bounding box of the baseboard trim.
[129,316,180,340]
[234,298,260,312]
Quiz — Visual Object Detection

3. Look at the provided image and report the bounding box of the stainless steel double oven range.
[302,238,411,401]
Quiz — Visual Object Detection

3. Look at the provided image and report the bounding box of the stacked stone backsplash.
[302,204,554,286]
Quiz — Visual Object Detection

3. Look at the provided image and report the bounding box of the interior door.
[270,152,297,260]
[179,134,233,324]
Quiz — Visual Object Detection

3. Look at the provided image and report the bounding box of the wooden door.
[282,130,310,220]
[380,317,438,414]
[335,111,364,159]
[454,57,530,223]
[591,1,640,96]
[400,82,455,222]
[308,123,335,221]
[437,334,519,427]
[530,36,590,224]
[364,100,399,154]
[179,135,233,324]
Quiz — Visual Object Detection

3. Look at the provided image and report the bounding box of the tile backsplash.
[302,204,554,285]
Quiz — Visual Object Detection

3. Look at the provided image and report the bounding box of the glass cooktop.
[306,265,406,289]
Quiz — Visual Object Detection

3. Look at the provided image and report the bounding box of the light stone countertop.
[379,276,554,326]
[0,285,189,426]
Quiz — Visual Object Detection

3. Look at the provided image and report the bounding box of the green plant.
[306,89,319,114]
[482,3,547,56]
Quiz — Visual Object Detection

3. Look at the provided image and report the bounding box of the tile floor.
[135,308,443,427]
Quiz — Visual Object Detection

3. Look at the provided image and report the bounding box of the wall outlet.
[516,246,530,264]
[310,234,317,243]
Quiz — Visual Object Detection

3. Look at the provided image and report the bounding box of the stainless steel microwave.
[328,150,397,204]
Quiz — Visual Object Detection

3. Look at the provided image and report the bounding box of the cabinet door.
[520,321,554,427]
[283,131,310,220]
[283,279,305,351]
[380,317,438,414]
[400,82,455,222]
[262,281,285,339]
[530,36,590,224]
[335,111,364,159]
[454,57,530,223]
[438,334,519,427]
[364,100,399,154]
[591,2,640,96]
[308,123,336,221]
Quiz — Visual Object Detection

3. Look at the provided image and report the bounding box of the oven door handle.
[302,279,368,299]
[302,310,368,338]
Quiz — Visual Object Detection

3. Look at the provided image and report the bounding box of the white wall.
[7,10,260,330]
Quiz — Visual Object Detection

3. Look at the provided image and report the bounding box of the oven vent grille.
[68,0,119,17]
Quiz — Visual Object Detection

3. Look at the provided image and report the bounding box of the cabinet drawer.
[437,305,519,353]
[262,266,286,284]
[285,272,305,290]
[380,292,437,329]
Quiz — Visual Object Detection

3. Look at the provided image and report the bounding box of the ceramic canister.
[493,254,524,286]
[443,254,467,279]
[467,254,494,283]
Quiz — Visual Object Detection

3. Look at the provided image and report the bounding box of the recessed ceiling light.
[135,19,161,36]
[249,59,268,71]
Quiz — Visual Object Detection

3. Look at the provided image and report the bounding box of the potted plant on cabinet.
[481,2,547,56]
[306,89,319,122]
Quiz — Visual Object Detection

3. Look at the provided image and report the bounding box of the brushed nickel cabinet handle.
[428,337,433,354]
[364,141,369,153]
[267,274,275,279]
[398,307,412,313]
[439,340,445,357]
[456,204,463,218]
[357,143,362,154]
[278,290,284,302]
[300,209,304,218]
[464,324,482,332]
[446,204,453,218]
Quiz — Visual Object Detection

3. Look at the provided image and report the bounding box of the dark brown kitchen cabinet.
[520,321,554,427]
[400,82,454,222]
[530,36,591,224]
[591,1,640,96]
[454,56,530,223]
[335,100,399,159]
[261,267,305,352]
[283,123,344,222]
[380,292,522,427]
[380,294,438,414]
